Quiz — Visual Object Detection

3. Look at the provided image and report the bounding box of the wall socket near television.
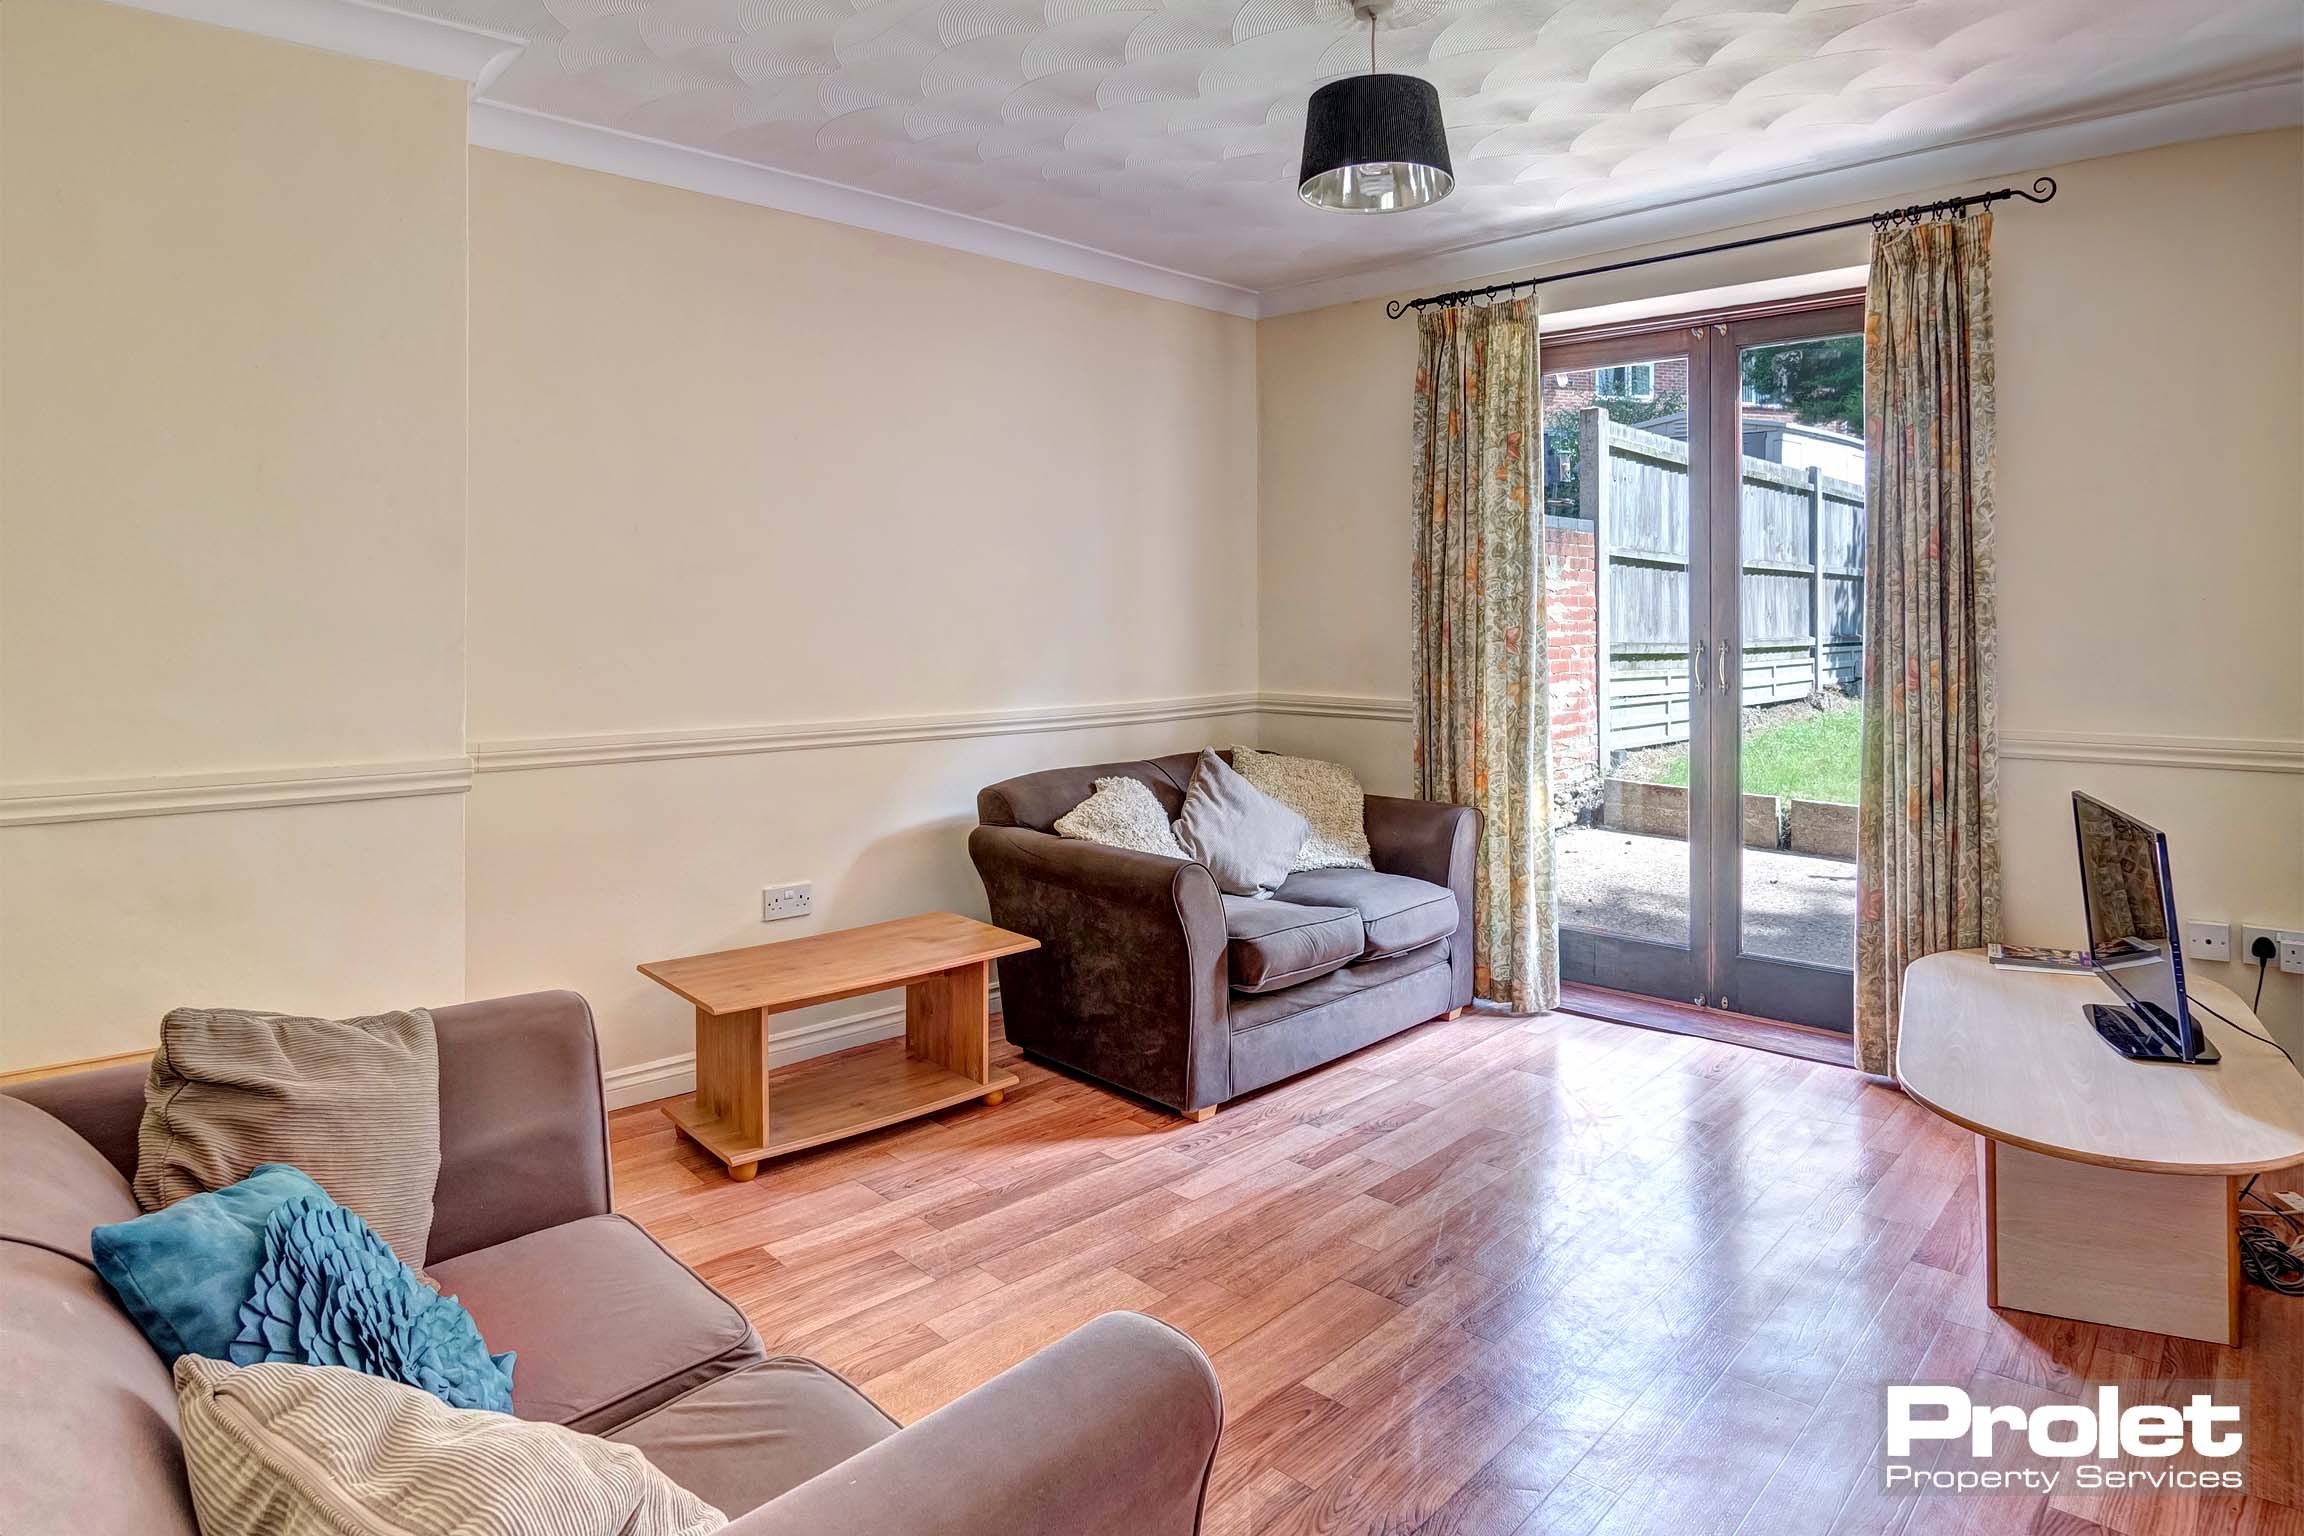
[2239,924,2304,976]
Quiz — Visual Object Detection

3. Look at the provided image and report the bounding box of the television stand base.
[2086,1002,2219,1065]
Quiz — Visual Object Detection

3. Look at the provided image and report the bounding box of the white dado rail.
[0,758,476,827]
[465,693,1268,774]
[1996,732,2304,774]
[3,699,2296,827]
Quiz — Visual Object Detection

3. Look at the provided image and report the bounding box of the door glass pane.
[1733,335,1864,969]
[1544,354,1694,953]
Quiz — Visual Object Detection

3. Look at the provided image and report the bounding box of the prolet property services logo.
[1882,1381,2249,1497]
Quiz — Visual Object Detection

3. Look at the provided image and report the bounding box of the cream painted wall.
[0,0,470,1068]
[463,150,1260,1076]
[466,721,1255,1079]
[1,0,469,781]
[1256,130,2304,1049]
[2,4,2293,1085]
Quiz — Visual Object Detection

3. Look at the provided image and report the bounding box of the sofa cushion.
[92,1163,330,1367]
[1223,897,1364,994]
[172,1357,722,1536]
[1054,776,1188,860]
[136,1005,441,1269]
[1229,950,1457,1098]
[1174,749,1308,899]
[1274,868,1459,959]
[1231,747,1374,872]
[605,1356,899,1518]
[1227,940,1448,1034]
[0,1243,197,1536]
[0,1092,141,1266]
[424,1214,763,1433]
[227,1190,517,1413]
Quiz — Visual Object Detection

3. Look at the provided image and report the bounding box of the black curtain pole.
[1383,177,2057,319]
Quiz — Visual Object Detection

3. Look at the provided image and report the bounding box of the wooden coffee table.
[639,912,1036,1181]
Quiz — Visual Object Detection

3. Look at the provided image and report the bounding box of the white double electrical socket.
[761,882,813,922]
[2239,925,2304,976]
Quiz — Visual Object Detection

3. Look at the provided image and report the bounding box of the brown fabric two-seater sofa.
[972,751,1480,1118]
[0,990,1220,1535]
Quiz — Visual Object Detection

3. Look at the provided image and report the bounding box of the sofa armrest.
[725,1313,1221,1536]
[968,826,1231,1112]
[1363,793,1482,1012]
[424,990,612,1265]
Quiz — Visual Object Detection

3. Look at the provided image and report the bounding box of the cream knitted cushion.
[1230,747,1374,873]
[1052,775,1189,859]
[135,1006,441,1269]
[174,1356,724,1536]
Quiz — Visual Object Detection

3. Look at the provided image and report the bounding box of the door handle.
[1692,639,1706,695]
[1716,641,1734,693]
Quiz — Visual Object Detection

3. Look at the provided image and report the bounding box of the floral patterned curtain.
[1411,299,1557,1013]
[1856,213,2002,1075]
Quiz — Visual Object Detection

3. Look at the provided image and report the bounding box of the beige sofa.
[0,990,1222,1533]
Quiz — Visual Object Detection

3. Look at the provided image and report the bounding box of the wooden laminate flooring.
[611,1006,2304,1536]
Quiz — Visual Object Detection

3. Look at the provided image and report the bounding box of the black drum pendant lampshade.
[1298,9,1453,213]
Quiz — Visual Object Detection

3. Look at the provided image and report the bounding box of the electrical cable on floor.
[2239,1227,2304,1295]
[2236,1174,2304,1297]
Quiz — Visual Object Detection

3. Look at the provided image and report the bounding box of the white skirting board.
[602,986,1003,1110]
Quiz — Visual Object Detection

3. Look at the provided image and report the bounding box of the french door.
[1546,302,1866,1032]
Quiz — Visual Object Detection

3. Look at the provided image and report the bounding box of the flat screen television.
[2071,791,2217,1065]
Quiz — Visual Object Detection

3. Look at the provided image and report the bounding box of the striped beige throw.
[135,1006,442,1268]
[175,1356,725,1536]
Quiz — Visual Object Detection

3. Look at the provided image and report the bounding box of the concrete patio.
[1557,826,1856,969]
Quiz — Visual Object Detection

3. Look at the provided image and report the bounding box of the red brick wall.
[1541,356,1691,411]
[1544,520,1600,802]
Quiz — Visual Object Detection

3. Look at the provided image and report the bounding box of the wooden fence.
[1573,408,1864,759]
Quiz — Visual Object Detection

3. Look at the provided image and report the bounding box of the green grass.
[1650,705,1862,804]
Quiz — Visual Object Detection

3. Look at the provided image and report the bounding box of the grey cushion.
[1172,749,1308,899]
[135,1006,440,1269]
[1273,868,1460,959]
[1222,897,1364,994]
[424,1214,764,1434]
[605,1357,898,1518]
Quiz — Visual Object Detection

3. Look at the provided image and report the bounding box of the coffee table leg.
[906,960,990,1083]
[693,1004,768,1181]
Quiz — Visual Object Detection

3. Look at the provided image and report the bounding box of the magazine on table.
[1987,938,2160,973]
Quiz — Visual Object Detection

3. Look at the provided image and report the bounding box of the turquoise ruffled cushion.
[231,1193,516,1414]
[92,1163,331,1366]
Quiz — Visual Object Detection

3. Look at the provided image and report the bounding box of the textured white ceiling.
[396,0,2304,290]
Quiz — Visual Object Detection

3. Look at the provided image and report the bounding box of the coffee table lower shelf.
[663,1040,1020,1177]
